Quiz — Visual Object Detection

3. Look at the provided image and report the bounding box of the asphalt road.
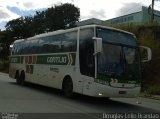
[0,72,159,119]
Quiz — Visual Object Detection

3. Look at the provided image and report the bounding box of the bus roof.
[13,25,135,43]
[14,39,25,43]
[80,25,135,36]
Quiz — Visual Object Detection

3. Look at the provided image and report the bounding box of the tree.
[2,17,34,58]
[32,11,46,34]
[5,17,33,39]
[45,3,80,31]
[0,31,11,59]
[4,3,80,45]
[61,3,80,28]
[5,3,80,37]
[3,3,80,58]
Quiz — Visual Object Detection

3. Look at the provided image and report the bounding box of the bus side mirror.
[93,37,102,55]
[10,44,13,56]
[139,46,152,62]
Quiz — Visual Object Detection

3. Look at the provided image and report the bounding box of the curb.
[0,72,9,76]
[139,95,160,100]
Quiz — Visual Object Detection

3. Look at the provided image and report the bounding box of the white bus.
[9,25,151,97]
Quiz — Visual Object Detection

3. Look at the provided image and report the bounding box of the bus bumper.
[83,82,141,98]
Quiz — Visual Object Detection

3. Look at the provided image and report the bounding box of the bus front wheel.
[62,77,73,97]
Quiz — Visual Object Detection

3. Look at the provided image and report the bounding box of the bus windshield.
[96,28,141,81]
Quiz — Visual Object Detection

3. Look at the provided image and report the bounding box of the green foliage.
[45,3,80,31]
[5,17,33,39]
[4,3,80,38]
[0,3,80,58]
[0,60,9,73]
[144,85,160,95]
[0,31,11,58]
[32,11,46,35]
[0,31,8,44]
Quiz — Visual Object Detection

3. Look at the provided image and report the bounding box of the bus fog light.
[98,93,103,96]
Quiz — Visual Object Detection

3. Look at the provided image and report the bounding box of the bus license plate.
[119,91,126,94]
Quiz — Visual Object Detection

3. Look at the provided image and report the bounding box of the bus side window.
[61,31,77,52]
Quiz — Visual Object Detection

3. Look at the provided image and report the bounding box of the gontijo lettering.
[47,56,67,64]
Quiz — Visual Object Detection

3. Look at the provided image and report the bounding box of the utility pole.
[151,0,155,23]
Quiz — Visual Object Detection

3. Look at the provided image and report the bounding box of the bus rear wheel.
[63,77,73,97]
[19,71,25,85]
[15,71,20,84]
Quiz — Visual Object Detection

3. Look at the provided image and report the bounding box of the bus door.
[79,39,95,95]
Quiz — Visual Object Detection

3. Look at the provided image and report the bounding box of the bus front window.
[98,44,122,76]
[97,43,140,80]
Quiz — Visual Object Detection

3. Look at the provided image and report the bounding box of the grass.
[141,80,160,96]
[0,59,9,73]
[143,85,160,96]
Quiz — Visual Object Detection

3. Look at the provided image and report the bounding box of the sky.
[0,0,160,30]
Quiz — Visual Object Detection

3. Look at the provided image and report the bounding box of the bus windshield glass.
[96,27,141,81]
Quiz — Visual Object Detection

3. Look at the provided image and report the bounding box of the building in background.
[77,6,160,27]
[76,18,103,26]
[102,6,160,26]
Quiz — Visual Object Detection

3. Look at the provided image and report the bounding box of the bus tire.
[15,71,20,84]
[62,77,73,97]
[19,71,25,85]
